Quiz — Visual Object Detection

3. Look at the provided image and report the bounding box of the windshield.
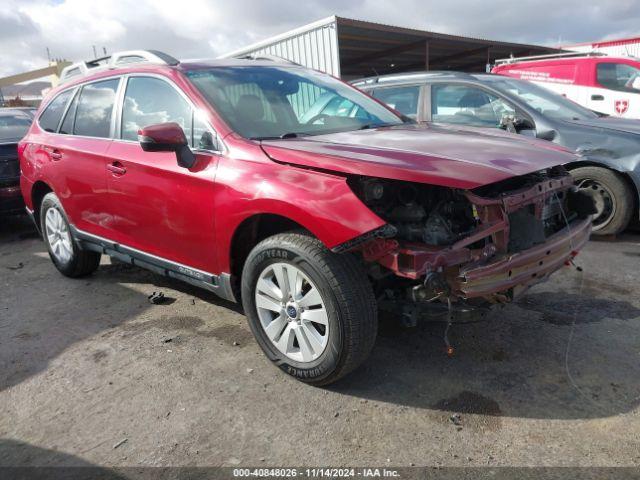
[0,113,32,142]
[186,66,404,139]
[490,77,599,121]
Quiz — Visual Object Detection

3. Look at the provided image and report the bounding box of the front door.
[429,83,517,128]
[587,61,640,118]
[104,75,220,274]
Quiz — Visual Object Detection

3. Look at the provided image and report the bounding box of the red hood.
[260,124,577,189]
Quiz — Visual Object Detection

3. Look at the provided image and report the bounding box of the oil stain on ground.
[121,315,253,347]
[92,350,108,363]
[518,292,640,325]
[432,390,503,432]
[12,331,40,341]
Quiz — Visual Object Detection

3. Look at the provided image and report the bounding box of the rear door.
[38,78,120,236]
[103,74,221,273]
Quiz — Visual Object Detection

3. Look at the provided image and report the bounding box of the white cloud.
[1,0,639,78]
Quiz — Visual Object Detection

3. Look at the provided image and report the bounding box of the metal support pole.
[425,40,430,71]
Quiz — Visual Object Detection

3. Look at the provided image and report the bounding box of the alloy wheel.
[45,207,73,263]
[254,262,329,363]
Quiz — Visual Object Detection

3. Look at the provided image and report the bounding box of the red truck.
[19,51,593,385]
[492,52,640,118]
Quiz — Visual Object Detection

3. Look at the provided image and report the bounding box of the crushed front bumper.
[366,216,590,302]
[454,217,591,300]
[358,171,593,303]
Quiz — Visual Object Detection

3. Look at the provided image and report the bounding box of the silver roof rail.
[59,50,179,84]
[236,54,299,65]
[494,51,607,65]
[350,70,474,87]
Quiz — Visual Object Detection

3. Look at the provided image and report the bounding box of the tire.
[40,192,101,277]
[570,166,634,236]
[241,232,377,386]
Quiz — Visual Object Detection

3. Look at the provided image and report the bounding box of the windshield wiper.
[251,132,308,141]
[359,123,380,130]
[358,122,403,130]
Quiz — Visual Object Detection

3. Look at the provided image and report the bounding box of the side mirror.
[500,114,535,134]
[536,128,557,141]
[138,122,195,169]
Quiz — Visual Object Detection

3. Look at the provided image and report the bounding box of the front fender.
[213,155,385,273]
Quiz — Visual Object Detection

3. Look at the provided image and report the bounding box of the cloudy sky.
[2,0,640,78]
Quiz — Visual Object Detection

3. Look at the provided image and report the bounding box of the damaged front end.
[341,166,595,320]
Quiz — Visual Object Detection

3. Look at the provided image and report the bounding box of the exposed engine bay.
[351,177,478,247]
[345,167,596,323]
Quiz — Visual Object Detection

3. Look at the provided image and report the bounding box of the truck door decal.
[615,99,629,115]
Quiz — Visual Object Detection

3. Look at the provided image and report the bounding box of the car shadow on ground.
[330,285,640,421]
[0,438,126,477]
[3,214,640,422]
[0,214,40,241]
[0,215,242,393]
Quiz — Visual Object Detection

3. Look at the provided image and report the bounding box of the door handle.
[44,147,62,160]
[591,94,604,101]
[107,162,127,176]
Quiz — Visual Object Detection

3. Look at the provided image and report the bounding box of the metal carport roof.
[221,16,564,79]
[336,17,563,78]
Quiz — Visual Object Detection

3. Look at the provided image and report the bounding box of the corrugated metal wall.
[222,18,341,77]
[570,42,640,58]
[219,18,341,118]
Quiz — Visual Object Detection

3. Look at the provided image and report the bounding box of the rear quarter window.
[38,89,74,132]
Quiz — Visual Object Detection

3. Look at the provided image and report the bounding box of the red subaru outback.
[19,51,594,385]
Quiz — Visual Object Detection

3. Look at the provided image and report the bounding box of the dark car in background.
[353,72,640,235]
[0,108,33,215]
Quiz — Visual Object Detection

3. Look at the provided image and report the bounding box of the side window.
[74,79,119,138]
[372,85,421,119]
[431,84,515,127]
[38,89,74,132]
[121,77,193,144]
[59,90,79,135]
[597,63,640,92]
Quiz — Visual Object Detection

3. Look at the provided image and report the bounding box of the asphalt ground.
[1,214,639,472]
